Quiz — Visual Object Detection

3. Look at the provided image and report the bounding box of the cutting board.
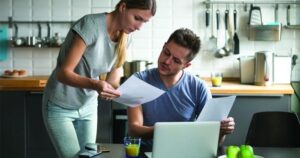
[0,26,8,61]
[0,76,48,88]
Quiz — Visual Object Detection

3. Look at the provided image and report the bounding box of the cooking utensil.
[202,8,211,52]
[205,8,210,39]
[226,8,234,54]
[221,9,230,56]
[274,4,278,22]
[207,5,218,53]
[248,4,262,25]
[13,24,25,46]
[233,9,239,55]
[214,9,224,58]
[123,60,153,78]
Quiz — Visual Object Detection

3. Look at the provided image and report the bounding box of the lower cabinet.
[25,92,57,158]
[222,95,291,146]
[0,91,57,158]
[0,91,26,158]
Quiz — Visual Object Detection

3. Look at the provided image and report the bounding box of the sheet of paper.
[113,75,165,107]
[196,95,236,121]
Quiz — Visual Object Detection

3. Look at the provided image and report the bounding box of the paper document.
[113,75,165,107]
[196,96,236,121]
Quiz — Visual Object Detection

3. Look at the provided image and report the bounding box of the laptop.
[145,121,220,158]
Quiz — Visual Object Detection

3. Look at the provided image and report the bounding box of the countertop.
[0,76,294,95]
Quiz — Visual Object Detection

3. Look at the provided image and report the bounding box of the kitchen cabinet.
[25,92,57,158]
[0,91,57,158]
[97,98,113,143]
[0,91,26,158]
[221,94,291,146]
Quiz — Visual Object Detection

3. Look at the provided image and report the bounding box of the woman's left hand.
[96,80,121,100]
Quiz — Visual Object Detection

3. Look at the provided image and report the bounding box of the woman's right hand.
[96,80,121,100]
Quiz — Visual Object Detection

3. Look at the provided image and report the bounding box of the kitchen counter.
[0,76,47,91]
[0,76,294,95]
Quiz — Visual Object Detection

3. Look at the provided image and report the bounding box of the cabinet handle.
[29,91,44,94]
[115,115,128,120]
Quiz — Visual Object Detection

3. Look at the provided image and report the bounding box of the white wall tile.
[52,7,71,21]
[52,0,70,8]
[72,7,91,21]
[157,0,172,8]
[32,0,51,21]
[72,0,91,8]
[13,59,32,68]
[92,8,112,14]
[153,18,172,29]
[33,68,52,75]
[33,59,52,68]
[12,0,31,20]
[92,0,111,8]
[155,7,172,18]
[0,0,12,20]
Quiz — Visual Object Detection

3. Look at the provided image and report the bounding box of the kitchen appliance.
[273,55,291,84]
[123,60,153,78]
[239,56,255,84]
[254,51,274,86]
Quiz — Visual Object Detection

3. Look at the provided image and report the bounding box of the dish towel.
[0,26,8,61]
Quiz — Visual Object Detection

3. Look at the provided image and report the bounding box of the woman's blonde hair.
[114,0,156,68]
[114,32,127,68]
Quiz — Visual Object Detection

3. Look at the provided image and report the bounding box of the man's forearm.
[128,125,154,140]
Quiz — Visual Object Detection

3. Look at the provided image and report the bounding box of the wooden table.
[87,144,300,158]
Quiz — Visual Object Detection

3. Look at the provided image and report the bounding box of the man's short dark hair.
[167,28,201,62]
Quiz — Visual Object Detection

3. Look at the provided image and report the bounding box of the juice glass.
[211,72,223,87]
[124,137,141,158]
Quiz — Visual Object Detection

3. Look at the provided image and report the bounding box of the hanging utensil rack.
[0,16,73,25]
[203,0,300,6]
[203,0,300,29]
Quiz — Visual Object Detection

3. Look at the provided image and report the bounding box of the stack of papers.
[113,75,165,107]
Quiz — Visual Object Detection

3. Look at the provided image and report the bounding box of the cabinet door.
[0,91,26,158]
[25,91,58,158]
[97,98,113,143]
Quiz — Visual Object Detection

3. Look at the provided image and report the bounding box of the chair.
[245,111,300,147]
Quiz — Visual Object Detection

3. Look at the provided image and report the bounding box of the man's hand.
[220,117,235,135]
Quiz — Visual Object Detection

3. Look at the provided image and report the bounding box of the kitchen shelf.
[0,17,73,25]
[203,0,300,5]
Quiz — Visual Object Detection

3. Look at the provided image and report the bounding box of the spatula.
[233,9,239,55]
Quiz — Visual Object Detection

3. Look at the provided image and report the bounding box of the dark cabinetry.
[0,91,26,158]
[25,92,57,158]
[0,91,57,158]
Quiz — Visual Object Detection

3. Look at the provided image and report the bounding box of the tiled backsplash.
[0,0,299,81]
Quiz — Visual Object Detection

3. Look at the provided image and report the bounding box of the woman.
[42,0,156,157]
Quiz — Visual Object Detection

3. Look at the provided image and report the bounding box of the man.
[127,28,235,149]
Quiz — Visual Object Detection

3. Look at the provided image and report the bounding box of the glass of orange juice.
[211,72,223,87]
[124,137,141,158]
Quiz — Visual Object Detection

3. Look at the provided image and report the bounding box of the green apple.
[238,145,254,158]
[226,145,240,158]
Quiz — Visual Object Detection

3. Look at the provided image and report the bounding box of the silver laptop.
[145,121,220,158]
